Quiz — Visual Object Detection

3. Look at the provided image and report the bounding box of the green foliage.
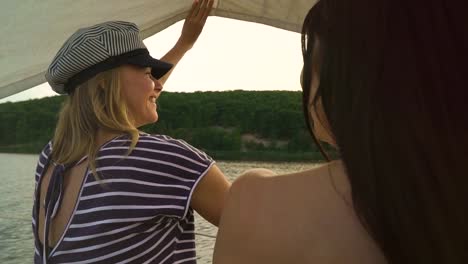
[0,91,335,161]
[0,96,64,151]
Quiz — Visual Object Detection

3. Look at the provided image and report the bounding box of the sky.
[0,17,303,103]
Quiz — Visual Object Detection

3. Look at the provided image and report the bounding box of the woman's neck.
[95,129,125,147]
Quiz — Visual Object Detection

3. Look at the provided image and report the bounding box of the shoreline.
[0,150,330,162]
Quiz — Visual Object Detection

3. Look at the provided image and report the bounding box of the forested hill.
[0,90,334,161]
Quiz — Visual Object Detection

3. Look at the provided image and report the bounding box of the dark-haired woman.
[213,0,467,263]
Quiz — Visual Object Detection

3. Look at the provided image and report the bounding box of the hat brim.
[65,49,173,93]
[125,53,173,80]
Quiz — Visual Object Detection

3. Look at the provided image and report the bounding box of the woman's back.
[33,134,214,263]
[213,161,387,263]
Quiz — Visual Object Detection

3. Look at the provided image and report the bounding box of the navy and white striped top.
[32,133,214,264]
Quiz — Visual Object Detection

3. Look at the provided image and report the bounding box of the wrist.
[174,39,193,53]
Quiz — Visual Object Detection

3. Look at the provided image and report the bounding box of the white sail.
[0,0,316,99]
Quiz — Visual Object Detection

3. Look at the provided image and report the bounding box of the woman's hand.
[158,0,214,85]
[176,0,214,51]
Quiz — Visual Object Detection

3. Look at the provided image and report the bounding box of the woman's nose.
[153,78,163,91]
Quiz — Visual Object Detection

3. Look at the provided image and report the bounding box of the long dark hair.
[301,0,468,263]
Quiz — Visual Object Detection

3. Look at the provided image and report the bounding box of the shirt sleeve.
[131,134,215,219]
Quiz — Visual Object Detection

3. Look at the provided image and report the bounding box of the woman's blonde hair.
[51,68,139,178]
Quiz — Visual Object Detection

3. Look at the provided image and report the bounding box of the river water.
[0,153,317,263]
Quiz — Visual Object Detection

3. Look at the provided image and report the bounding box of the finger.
[195,0,209,20]
[200,0,214,22]
[187,0,200,20]
[198,0,213,21]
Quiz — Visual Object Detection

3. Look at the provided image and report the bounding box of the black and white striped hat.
[46,21,173,94]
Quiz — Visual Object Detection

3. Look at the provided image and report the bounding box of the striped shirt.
[32,133,214,264]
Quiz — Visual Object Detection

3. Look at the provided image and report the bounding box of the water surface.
[0,153,317,263]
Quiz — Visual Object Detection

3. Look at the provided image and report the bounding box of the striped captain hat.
[46,21,173,94]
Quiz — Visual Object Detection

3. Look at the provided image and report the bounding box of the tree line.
[0,90,336,161]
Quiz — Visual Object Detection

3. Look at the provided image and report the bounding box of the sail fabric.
[0,0,317,99]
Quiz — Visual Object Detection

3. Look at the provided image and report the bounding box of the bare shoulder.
[213,161,387,264]
[213,168,284,264]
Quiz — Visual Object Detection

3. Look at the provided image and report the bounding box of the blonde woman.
[32,1,230,263]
